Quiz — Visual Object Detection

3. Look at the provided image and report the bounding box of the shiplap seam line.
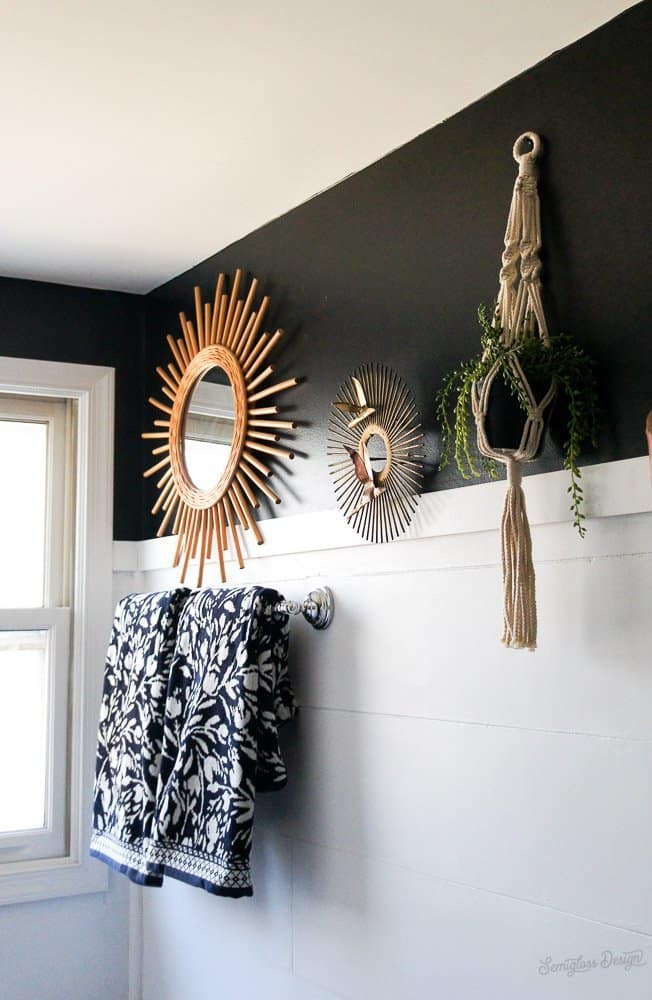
[299,704,652,745]
[288,834,652,941]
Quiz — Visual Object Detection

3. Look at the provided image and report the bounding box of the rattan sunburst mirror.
[328,365,424,542]
[143,270,299,584]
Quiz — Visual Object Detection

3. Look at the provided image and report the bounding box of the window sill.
[0,852,108,906]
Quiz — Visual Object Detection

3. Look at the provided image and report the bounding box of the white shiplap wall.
[114,458,652,1000]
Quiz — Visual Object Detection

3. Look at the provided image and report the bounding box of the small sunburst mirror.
[143,270,299,584]
[328,364,424,542]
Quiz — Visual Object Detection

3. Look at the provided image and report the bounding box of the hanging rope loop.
[513,131,542,175]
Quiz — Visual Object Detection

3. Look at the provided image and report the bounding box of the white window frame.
[0,357,114,905]
[0,395,70,863]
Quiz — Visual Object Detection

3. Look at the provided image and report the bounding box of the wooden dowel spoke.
[231,277,258,351]
[216,293,228,343]
[166,334,185,372]
[173,506,190,567]
[187,319,200,357]
[232,481,263,544]
[241,462,280,504]
[232,311,257,358]
[168,362,182,384]
[142,431,169,440]
[156,466,173,489]
[161,385,176,404]
[244,329,283,379]
[157,365,179,391]
[243,450,271,477]
[246,365,275,393]
[248,429,280,442]
[191,510,201,558]
[157,493,179,536]
[212,505,226,582]
[236,471,259,509]
[239,296,269,364]
[210,273,225,343]
[179,312,199,357]
[144,454,171,478]
[172,499,185,536]
[223,493,244,570]
[151,477,175,514]
[197,510,208,587]
[181,509,199,581]
[248,378,298,404]
[246,440,294,461]
[205,507,213,560]
[223,269,243,344]
[148,397,173,416]
[249,418,296,430]
[163,486,178,510]
[204,302,211,349]
[225,299,244,349]
[176,337,190,368]
[228,486,248,529]
[249,406,279,417]
[218,499,227,549]
[242,332,268,373]
[194,287,205,349]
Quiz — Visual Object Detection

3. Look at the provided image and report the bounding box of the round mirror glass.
[365,433,388,477]
[183,367,236,491]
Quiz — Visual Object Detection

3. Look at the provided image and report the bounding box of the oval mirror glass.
[183,367,236,491]
[365,433,388,477]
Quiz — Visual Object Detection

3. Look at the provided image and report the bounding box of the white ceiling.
[0,0,634,294]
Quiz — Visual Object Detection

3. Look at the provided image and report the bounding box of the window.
[0,395,71,864]
[0,358,114,905]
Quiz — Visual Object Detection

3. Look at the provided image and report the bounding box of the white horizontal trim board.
[114,457,651,575]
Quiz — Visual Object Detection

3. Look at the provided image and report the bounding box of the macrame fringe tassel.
[500,459,536,650]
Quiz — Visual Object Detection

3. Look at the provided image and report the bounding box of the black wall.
[144,1,651,536]
[0,277,145,539]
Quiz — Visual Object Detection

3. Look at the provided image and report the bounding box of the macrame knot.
[517,168,537,187]
[499,263,516,286]
[506,457,522,487]
[519,245,542,282]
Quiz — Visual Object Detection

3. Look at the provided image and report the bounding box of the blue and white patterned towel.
[89,588,190,884]
[145,586,297,896]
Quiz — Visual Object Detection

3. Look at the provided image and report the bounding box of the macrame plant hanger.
[472,132,556,650]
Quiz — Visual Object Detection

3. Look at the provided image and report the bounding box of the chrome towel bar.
[275,587,334,630]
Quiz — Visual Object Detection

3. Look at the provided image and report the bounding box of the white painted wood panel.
[292,840,651,1000]
[118,458,652,1000]
[288,551,652,740]
[141,832,341,1000]
[118,516,652,741]
[142,831,293,981]
[280,708,652,933]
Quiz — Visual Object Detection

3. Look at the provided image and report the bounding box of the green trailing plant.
[435,304,599,536]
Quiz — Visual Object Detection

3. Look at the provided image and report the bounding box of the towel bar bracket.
[275,587,333,630]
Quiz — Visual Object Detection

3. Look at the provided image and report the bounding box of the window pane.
[0,421,48,607]
[0,631,48,833]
